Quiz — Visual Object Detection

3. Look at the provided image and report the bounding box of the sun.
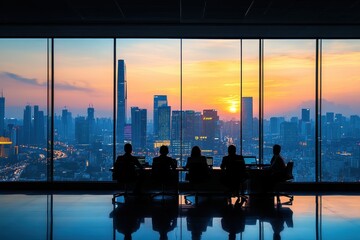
[229,105,237,113]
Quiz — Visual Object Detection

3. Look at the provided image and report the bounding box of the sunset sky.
[0,39,359,120]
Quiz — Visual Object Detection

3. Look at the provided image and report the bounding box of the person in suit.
[152,145,177,194]
[220,145,247,206]
[152,145,177,182]
[114,143,144,194]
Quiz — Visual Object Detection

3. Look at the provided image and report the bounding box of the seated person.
[268,144,287,182]
[114,143,144,194]
[185,146,210,184]
[221,145,247,204]
[152,145,177,184]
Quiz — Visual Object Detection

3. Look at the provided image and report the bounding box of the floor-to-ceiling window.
[115,39,181,165]
[322,40,360,182]
[182,39,240,166]
[53,39,113,181]
[264,40,316,182]
[0,39,48,181]
[241,40,260,158]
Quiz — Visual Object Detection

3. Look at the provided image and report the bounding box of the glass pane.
[242,40,260,158]
[322,40,360,182]
[264,40,316,182]
[182,39,241,167]
[54,39,113,181]
[0,39,48,181]
[116,39,180,165]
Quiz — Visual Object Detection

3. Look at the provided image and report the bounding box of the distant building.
[157,105,171,141]
[131,107,147,151]
[22,105,32,145]
[153,95,168,139]
[0,94,4,136]
[242,97,253,141]
[117,59,127,147]
[75,116,89,144]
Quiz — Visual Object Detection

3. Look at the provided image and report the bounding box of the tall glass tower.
[153,95,168,139]
[242,97,253,141]
[0,93,4,136]
[117,59,127,148]
[131,107,147,151]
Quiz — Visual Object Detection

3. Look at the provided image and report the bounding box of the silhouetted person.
[185,146,209,184]
[268,144,287,182]
[114,143,144,194]
[220,145,247,204]
[152,145,177,184]
[221,207,246,240]
[110,203,143,240]
[152,201,178,240]
[186,205,212,240]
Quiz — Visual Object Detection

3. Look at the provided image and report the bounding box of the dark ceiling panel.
[1,0,360,24]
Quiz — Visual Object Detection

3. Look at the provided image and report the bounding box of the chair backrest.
[152,157,175,183]
[187,157,209,184]
[285,161,294,180]
[226,157,247,183]
[114,157,138,183]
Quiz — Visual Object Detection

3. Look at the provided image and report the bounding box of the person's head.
[228,145,236,155]
[273,144,281,155]
[191,146,201,158]
[159,145,169,156]
[124,143,132,154]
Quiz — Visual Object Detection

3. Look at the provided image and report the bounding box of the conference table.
[111,164,271,195]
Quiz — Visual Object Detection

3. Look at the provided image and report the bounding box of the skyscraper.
[75,116,89,144]
[153,95,168,138]
[242,97,253,141]
[117,59,127,147]
[33,105,45,145]
[0,93,4,136]
[131,107,147,151]
[62,108,69,141]
[202,109,220,152]
[302,108,310,122]
[157,105,171,140]
[87,105,95,143]
[23,105,32,145]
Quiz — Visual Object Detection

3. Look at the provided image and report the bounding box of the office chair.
[183,159,210,205]
[275,161,294,206]
[112,161,138,205]
[150,161,178,201]
[223,160,248,207]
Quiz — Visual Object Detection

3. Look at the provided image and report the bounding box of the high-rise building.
[23,105,32,145]
[242,97,253,141]
[280,121,298,149]
[61,108,70,141]
[0,93,4,136]
[75,116,89,144]
[33,105,45,145]
[131,107,147,151]
[87,105,95,143]
[302,108,310,122]
[170,110,192,157]
[157,105,171,140]
[117,59,127,147]
[153,95,168,138]
[202,109,220,152]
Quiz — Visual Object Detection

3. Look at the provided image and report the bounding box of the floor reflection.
[0,194,359,240]
[109,195,294,240]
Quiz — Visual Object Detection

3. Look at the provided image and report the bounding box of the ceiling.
[1,0,360,38]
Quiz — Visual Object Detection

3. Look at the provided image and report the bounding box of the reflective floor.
[0,193,359,240]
